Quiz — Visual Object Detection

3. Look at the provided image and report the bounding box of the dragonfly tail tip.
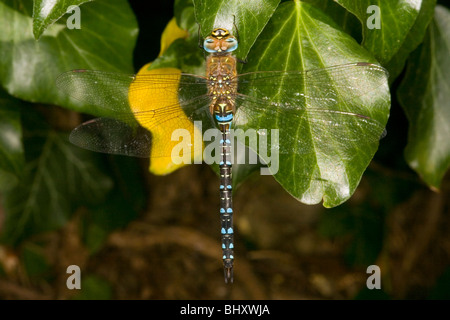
[224,267,234,284]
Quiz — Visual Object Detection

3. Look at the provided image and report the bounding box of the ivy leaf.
[193,0,280,60]
[175,0,197,35]
[155,0,280,74]
[239,1,390,207]
[335,0,422,65]
[398,5,450,190]
[53,1,390,207]
[82,156,144,253]
[0,90,25,186]
[150,35,205,76]
[303,0,362,42]
[385,0,437,82]
[0,112,113,245]
[32,0,93,40]
[0,0,137,115]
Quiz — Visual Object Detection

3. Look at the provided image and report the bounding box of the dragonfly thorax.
[206,55,237,120]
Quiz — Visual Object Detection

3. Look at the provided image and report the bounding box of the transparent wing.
[236,62,388,113]
[56,70,208,114]
[57,70,214,157]
[58,63,389,160]
[233,62,389,157]
[69,117,152,158]
[56,70,136,114]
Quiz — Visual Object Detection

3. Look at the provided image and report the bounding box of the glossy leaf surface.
[0,0,137,113]
[32,0,93,39]
[398,5,450,189]
[56,1,390,207]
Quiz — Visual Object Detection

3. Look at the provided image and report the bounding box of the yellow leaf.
[127,18,199,175]
[128,67,204,175]
[159,17,189,56]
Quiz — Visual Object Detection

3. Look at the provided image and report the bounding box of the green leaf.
[385,0,437,82]
[155,0,280,74]
[54,1,390,207]
[398,5,450,189]
[151,0,204,75]
[32,0,93,40]
[239,1,390,207]
[303,0,362,42]
[0,0,137,115]
[0,112,113,245]
[193,0,280,60]
[175,0,197,34]
[151,36,206,75]
[82,156,144,253]
[0,89,25,183]
[335,0,423,65]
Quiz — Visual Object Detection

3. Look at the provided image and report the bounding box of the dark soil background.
[1,160,449,299]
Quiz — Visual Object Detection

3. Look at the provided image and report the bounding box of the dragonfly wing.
[237,62,389,118]
[233,97,387,157]
[69,95,214,159]
[132,95,215,160]
[234,62,389,153]
[232,63,390,202]
[69,117,152,158]
[56,70,209,116]
[58,70,214,159]
[56,70,136,116]
[123,72,214,161]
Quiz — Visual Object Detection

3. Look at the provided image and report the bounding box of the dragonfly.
[56,27,388,284]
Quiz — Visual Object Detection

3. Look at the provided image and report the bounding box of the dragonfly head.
[203,28,238,53]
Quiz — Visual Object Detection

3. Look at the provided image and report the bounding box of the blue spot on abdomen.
[215,113,233,122]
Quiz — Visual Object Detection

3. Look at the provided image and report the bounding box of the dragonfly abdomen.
[206,52,238,283]
[219,130,234,283]
[214,101,236,284]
